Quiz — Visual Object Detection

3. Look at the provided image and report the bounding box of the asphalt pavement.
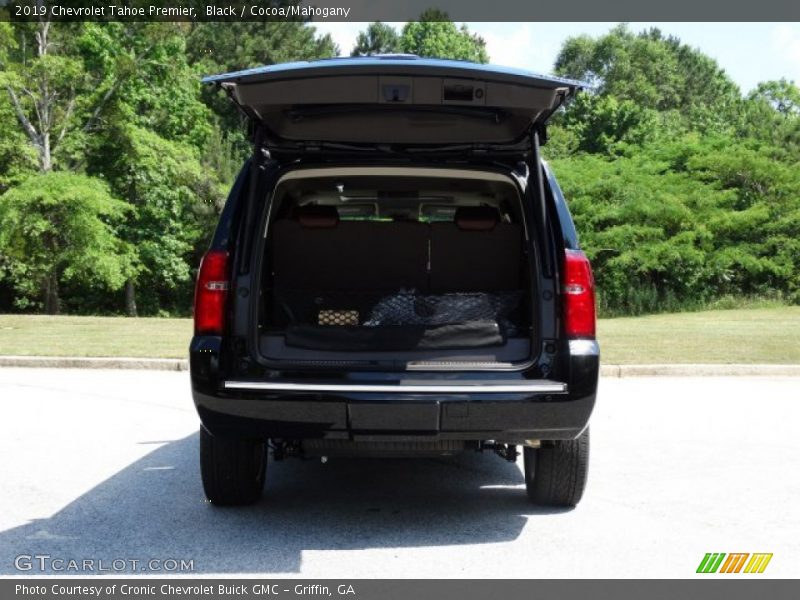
[0,368,798,578]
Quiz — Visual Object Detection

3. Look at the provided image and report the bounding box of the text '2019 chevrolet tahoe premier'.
[191,56,598,507]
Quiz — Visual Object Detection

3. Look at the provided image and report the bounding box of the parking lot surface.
[1,369,798,577]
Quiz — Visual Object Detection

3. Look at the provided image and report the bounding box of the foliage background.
[0,17,798,317]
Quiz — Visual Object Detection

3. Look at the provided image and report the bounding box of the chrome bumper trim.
[223,381,567,394]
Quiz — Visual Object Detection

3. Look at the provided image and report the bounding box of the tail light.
[562,249,596,338]
[194,250,230,335]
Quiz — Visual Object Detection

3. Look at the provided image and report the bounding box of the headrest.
[297,205,339,228]
[455,206,499,231]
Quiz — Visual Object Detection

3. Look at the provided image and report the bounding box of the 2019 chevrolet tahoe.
[190,56,598,507]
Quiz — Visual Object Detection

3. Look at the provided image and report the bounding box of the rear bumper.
[190,340,599,443]
[193,389,595,443]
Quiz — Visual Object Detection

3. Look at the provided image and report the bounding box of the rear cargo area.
[257,168,536,368]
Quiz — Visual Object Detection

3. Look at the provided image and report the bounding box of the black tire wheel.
[523,427,589,507]
[200,426,267,506]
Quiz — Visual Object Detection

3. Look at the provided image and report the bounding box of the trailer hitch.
[479,442,519,462]
[269,439,303,461]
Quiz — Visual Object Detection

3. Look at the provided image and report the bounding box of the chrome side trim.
[223,381,567,394]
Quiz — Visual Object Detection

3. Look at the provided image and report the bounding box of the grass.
[598,306,800,364]
[1,306,799,364]
[0,315,193,359]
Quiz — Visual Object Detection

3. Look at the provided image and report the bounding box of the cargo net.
[273,289,524,337]
[363,290,522,332]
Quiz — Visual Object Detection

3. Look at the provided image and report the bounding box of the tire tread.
[524,428,589,507]
[200,427,266,506]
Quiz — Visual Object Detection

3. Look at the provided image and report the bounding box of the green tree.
[186,21,337,165]
[0,23,37,192]
[400,12,488,63]
[552,150,720,314]
[552,133,800,314]
[1,20,89,172]
[557,93,660,155]
[748,79,800,116]
[76,22,213,154]
[186,21,337,76]
[351,22,401,56]
[0,172,134,313]
[683,139,800,299]
[1,19,208,184]
[80,23,224,315]
[96,125,224,316]
[741,79,800,159]
[555,25,741,135]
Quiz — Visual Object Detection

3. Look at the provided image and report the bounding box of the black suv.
[191,56,598,507]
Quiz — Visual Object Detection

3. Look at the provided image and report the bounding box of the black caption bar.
[5,580,800,600]
[3,0,800,22]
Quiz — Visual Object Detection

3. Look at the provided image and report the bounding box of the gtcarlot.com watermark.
[14,554,194,573]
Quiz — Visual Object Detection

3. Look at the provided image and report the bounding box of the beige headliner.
[276,166,519,185]
[266,166,529,240]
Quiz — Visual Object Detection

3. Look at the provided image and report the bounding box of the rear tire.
[200,426,266,506]
[523,427,589,507]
